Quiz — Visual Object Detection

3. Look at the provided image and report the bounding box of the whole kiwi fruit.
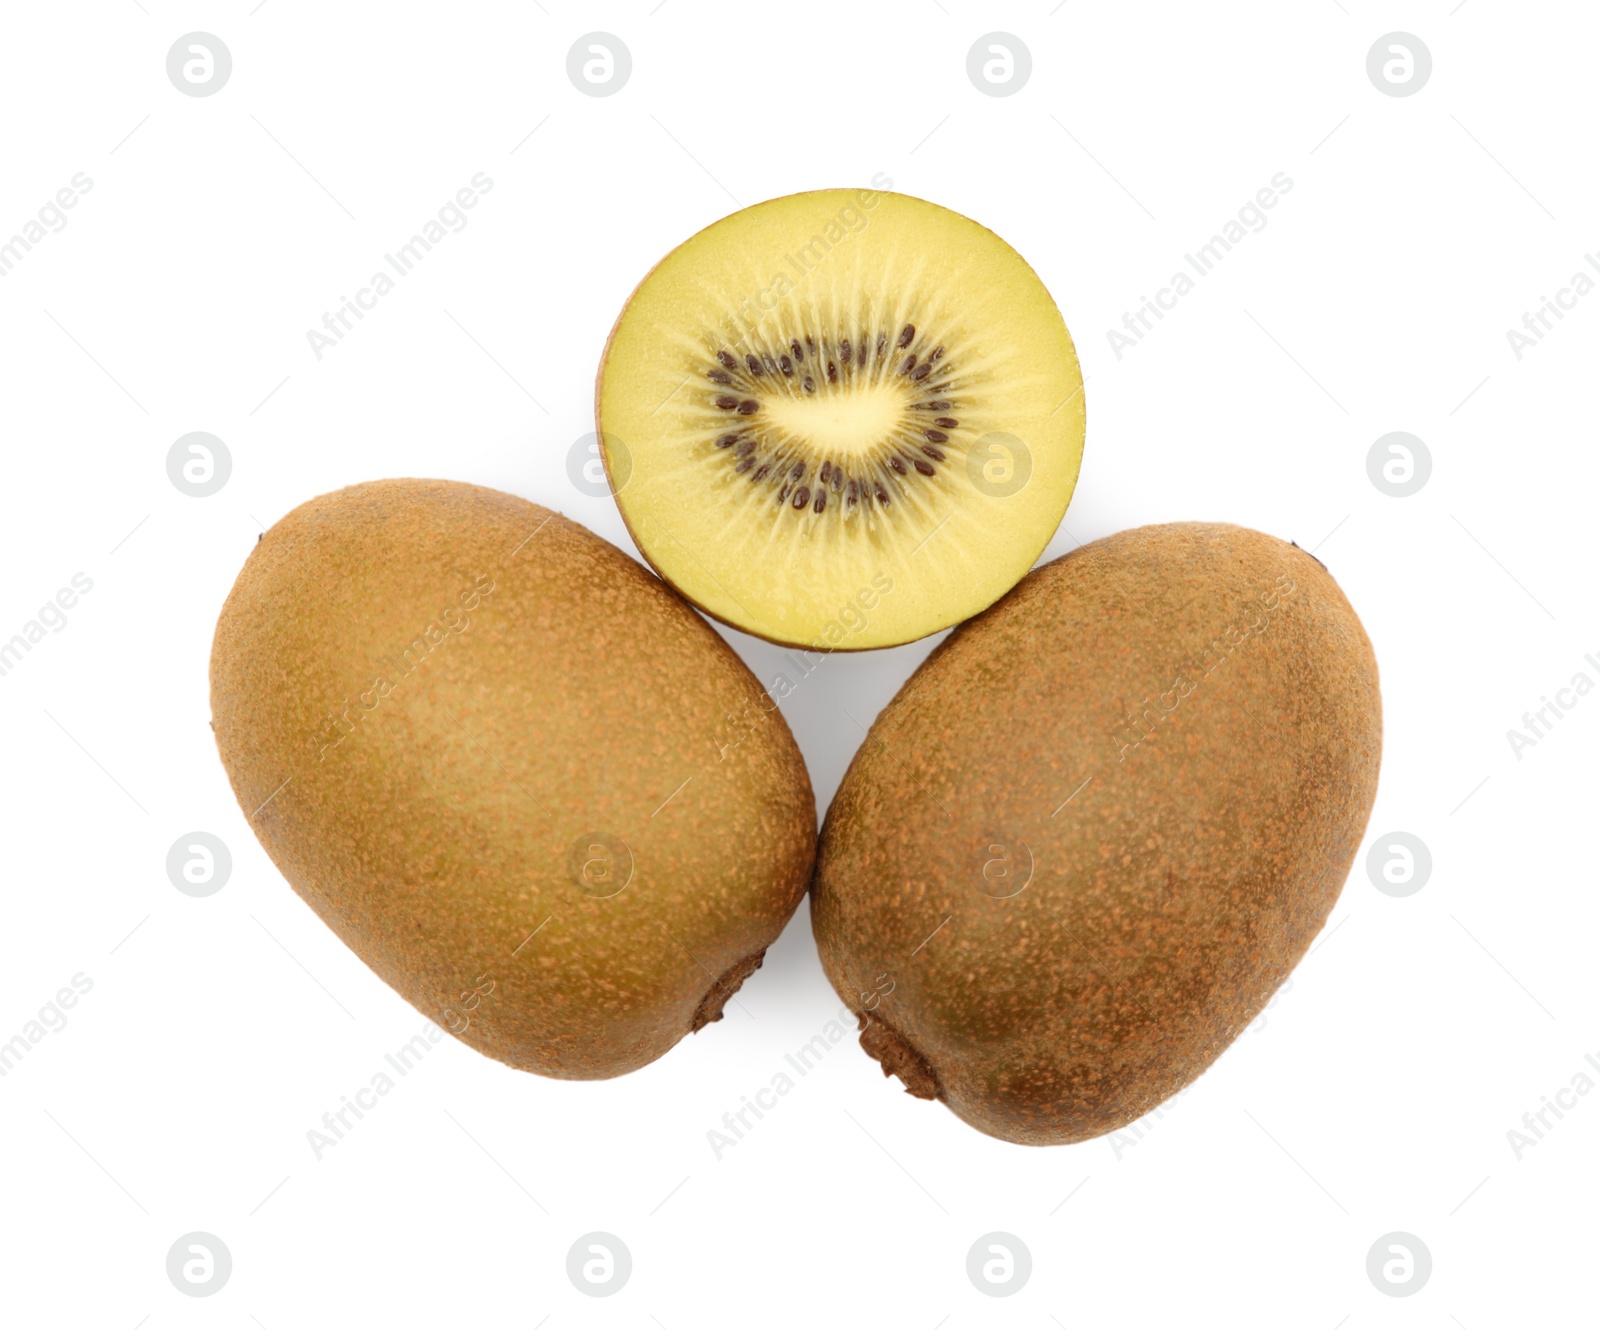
[210,478,815,1079]
[811,522,1381,1145]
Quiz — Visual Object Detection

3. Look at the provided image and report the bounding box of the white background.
[1,3,1596,1325]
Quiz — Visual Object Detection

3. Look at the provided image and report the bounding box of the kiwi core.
[759,372,907,465]
[707,323,965,514]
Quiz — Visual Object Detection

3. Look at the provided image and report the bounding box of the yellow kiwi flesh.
[596,188,1086,650]
[210,479,815,1079]
[811,523,1381,1144]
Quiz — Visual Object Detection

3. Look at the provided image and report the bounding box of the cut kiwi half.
[595,189,1085,650]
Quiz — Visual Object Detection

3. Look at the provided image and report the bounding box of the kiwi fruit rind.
[595,188,1085,651]
[811,523,1381,1145]
[209,479,815,1079]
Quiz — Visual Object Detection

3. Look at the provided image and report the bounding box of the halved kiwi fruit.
[595,189,1085,650]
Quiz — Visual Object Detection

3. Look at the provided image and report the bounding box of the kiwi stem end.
[858,1011,942,1100]
[691,951,767,1032]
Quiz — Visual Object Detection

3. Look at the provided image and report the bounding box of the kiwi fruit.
[209,479,815,1079]
[595,188,1085,651]
[811,523,1381,1145]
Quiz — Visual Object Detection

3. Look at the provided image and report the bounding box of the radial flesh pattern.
[596,189,1085,649]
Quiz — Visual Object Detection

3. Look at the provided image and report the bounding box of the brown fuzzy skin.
[811,523,1381,1145]
[210,479,815,1079]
